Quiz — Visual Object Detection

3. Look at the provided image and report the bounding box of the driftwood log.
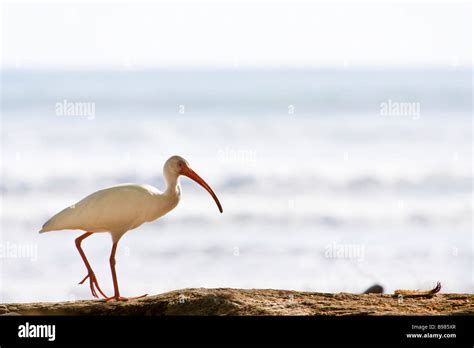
[1,288,473,316]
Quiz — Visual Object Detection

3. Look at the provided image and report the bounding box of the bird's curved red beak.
[181,165,223,213]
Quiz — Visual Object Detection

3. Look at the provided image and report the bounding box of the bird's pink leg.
[75,232,108,299]
[105,241,147,302]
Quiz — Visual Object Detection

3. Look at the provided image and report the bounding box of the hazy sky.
[1,0,472,69]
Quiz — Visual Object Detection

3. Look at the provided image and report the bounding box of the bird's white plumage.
[39,155,223,247]
[40,183,180,241]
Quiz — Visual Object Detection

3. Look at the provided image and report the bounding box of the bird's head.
[164,155,223,213]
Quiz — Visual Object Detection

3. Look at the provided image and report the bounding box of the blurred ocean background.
[0,68,472,302]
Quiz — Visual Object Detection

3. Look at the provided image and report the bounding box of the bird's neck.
[164,174,181,197]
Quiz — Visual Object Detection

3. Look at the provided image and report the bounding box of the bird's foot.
[78,272,108,299]
[105,294,148,302]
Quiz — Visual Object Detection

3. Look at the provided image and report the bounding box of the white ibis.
[39,156,223,301]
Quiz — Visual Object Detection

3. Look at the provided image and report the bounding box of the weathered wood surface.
[2,288,473,316]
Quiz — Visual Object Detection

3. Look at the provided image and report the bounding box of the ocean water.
[0,69,472,302]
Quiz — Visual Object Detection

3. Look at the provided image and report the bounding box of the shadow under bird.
[39,156,223,301]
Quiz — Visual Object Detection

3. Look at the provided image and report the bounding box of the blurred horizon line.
[1,65,473,73]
